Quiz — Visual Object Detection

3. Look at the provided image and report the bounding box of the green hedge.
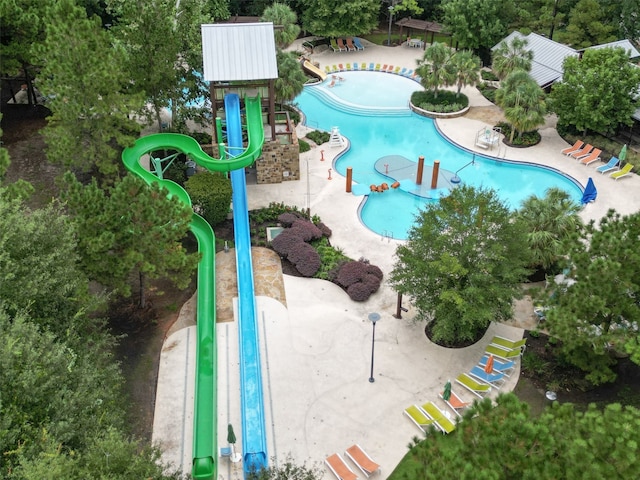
[184,171,232,227]
[411,90,469,111]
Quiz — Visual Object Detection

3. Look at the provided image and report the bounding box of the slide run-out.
[121,93,268,480]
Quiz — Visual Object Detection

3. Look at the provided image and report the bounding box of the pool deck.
[152,38,640,479]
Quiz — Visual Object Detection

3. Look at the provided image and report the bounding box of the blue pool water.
[296,71,583,240]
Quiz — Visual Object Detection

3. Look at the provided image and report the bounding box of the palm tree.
[447,50,481,97]
[495,70,546,143]
[516,187,582,271]
[492,36,533,80]
[274,50,307,106]
[260,2,300,49]
[416,42,455,98]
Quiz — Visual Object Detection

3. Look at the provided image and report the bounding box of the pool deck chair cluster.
[561,140,635,181]
[326,445,381,479]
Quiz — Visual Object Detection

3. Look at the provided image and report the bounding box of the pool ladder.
[381,230,394,242]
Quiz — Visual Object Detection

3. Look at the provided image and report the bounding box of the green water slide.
[121,96,264,480]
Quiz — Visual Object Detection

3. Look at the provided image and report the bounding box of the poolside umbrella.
[484,355,495,374]
[619,144,628,163]
[581,177,597,204]
[443,380,452,401]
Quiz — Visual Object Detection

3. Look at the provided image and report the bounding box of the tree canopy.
[549,47,640,136]
[300,0,379,38]
[390,185,530,345]
[491,36,533,80]
[61,173,200,307]
[544,210,640,384]
[556,0,616,49]
[389,393,640,479]
[261,2,301,49]
[416,42,455,98]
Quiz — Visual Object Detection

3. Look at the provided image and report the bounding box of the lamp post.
[387,6,394,46]
[368,312,381,382]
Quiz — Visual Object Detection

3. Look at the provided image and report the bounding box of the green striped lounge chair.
[490,335,526,352]
[485,344,522,361]
[421,401,456,434]
[456,372,491,398]
[403,404,435,433]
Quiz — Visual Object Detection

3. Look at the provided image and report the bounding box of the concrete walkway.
[152,38,640,480]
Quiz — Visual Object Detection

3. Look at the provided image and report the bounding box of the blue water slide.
[224,93,269,476]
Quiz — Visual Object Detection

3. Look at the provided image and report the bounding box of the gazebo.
[396,18,452,48]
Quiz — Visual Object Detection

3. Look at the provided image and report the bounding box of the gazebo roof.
[396,18,448,35]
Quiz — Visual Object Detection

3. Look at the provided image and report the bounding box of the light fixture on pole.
[368,312,381,382]
[387,6,394,46]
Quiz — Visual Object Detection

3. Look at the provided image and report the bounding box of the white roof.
[584,40,640,59]
[493,31,578,88]
[201,23,278,81]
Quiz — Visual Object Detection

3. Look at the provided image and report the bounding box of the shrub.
[366,264,383,280]
[481,70,499,81]
[336,261,368,288]
[411,90,469,109]
[347,282,375,302]
[496,122,541,147]
[163,156,188,186]
[184,171,232,227]
[362,273,382,291]
[290,219,323,241]
[315,221,332,238]
[288,243,322,277]
[299,139,311,153]
[306,130,331,145]
[277,212,301,227]
[477,83,497,103]
[271,230,304,258]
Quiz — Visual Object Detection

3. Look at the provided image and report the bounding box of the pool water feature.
[295,71,583,240]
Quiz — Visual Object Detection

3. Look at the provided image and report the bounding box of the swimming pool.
[295,71,583,240]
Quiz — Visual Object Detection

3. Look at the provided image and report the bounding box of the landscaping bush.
[481,70,499,81]
[366,264,383,280]
[163,157,188,186]
[277,212,302,227]
[362,273,382,291]
[477,83,497,103]
[306,130,330,145]
[299,139,311,153]
[336,261,368,288]
[288,242,321,277]
[496,122,541,147]
[271,229,303,258]
[347,281,375,302]
[411,90,469,110]
[316,221,332,238]
[184,171,232,227]
[290,219,323,241]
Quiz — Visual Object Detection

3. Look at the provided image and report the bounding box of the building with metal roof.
[492,32,578,89]
[583,39,640,59]
[201,22,278,81]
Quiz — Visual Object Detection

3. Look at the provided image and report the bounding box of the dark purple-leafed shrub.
[290,219,323,241]
[271,230,304,258]
[365,264,384,280]
[277,212,301,227]
[362,273,382,292]
[336,261,368,287]
[288,242,321,277]
[347,282,374,302]
[316,221,332,238]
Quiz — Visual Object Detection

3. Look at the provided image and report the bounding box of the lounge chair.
[346,63,352,71]
[579,148,602,165]
[330,65,338,73]
[337,38,348,52]
[485,344,523,361]
[345,444,380,477]
[368,62,374,70]
[325,454,357,480]
[438,390,471,417]
[353,37,365,50]
[561,140,584,156]
[469,365,507,389]
[490,335,526,352]
[455,373,491,398]
[420,401,456,434]
[403,404,435,433]
[596,156,619,174]
[393,66,401,74]
[346,38,357,52]
[352,62,359,70]
[402,69,414,77]
[610,163,634,180]
[338,64,345,72]
[386,65,394,72]
[361,63,367,70]
[374,64,381,71]
[478,354,516,376]
[330,39,340,52]
[381,64,388,71]
[569,144,594,159]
